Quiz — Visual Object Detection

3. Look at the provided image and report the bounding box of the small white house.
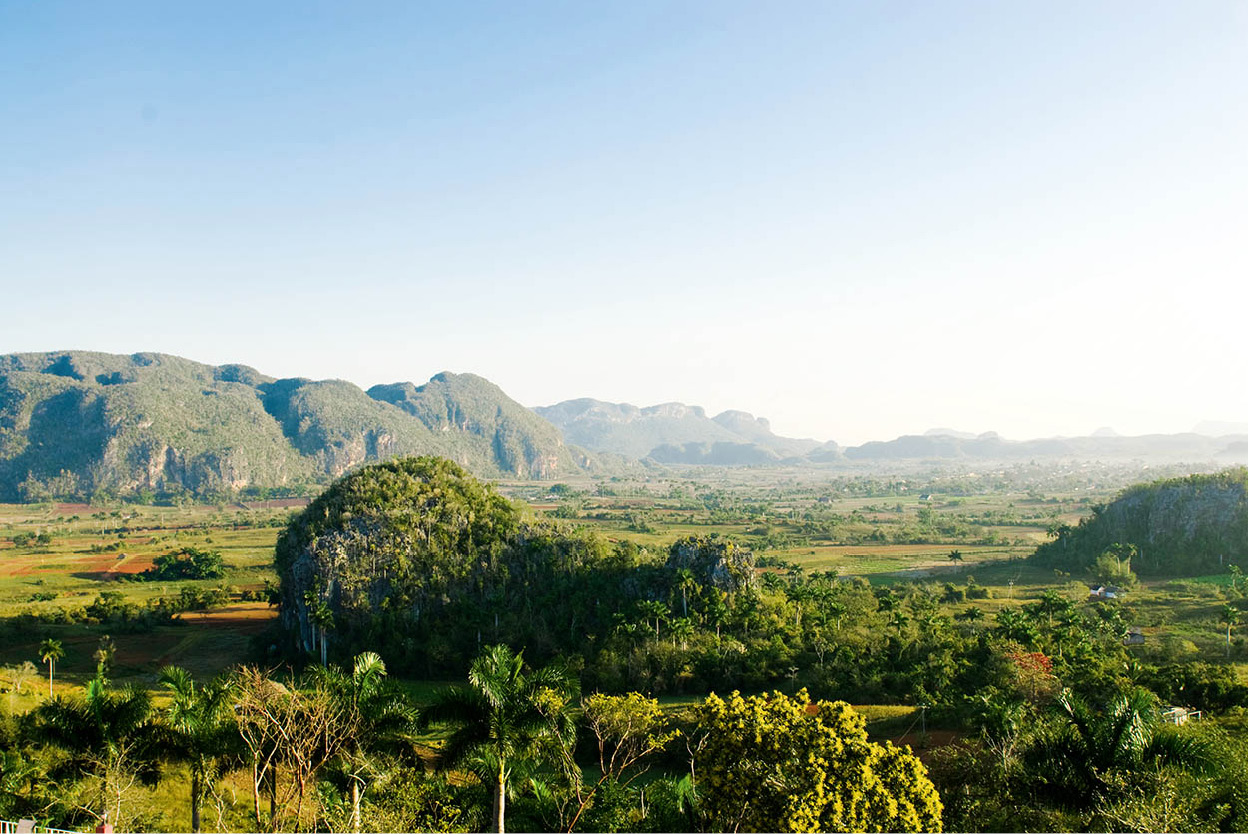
[1162,706,1203,726]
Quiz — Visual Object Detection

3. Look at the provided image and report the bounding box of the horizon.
[4,3,1246,447]
[4,345,1246,448]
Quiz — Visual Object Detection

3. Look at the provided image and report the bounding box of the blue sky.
[3,2,1246,444]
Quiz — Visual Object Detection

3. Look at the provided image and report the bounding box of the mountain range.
[532,399,836,465]
[2,350,1247,501]
[0,351,588,501]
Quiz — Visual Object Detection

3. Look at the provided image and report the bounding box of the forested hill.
[0,351,593,501]
[1032,469,1248,576]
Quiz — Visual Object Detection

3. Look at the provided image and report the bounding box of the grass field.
[0,501,294,695]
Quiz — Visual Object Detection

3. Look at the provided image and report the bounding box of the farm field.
[1,462,1247,831]
[0,500,298,694]
[2,462,1243,696]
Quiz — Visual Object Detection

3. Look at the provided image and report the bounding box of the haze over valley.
[3,349,1246,502]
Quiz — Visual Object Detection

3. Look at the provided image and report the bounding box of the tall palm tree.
[309,603,335,667]
[35,674,162,827]
[635,600,668,639]
[419,645,578,834]
[314,652,415,834]
[38,639,64,697]
[1023,688,1216,807]
[158,666,237,833]
[673,568,697,619]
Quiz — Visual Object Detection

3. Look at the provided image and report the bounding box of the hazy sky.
[3,2,1246,445]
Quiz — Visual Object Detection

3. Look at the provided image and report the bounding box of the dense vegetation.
[1033,469,1248,577]
[135,548,225,581]
[277,460,1248,712]
[0,645,950,834]
[4,459,1248,831]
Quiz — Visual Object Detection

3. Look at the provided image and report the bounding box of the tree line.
[0,645,941,833]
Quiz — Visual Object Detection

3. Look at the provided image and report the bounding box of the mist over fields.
[3,350,1246,501]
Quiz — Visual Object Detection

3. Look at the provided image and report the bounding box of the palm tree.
[674,568,697,619]
[1034,589,1072,628]
[824,600,846,633]
[635,600,668,639]
[159,666,237,833]
[669,617,695,650]
[957,606,984,634]
[35,674,162,827]
[314,652,415,834]
[1222,605,1241,657]
[38,639,64,697]
[1023,688,1217,807]
[703,591,729,640]
[948,550,964,571]
[419,645,578,834]
[310,602,335,666]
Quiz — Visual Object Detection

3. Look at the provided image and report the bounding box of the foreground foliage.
[419,645,578,834]
[695,689,942,833]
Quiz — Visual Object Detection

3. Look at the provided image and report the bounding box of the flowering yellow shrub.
[695,688,942,832]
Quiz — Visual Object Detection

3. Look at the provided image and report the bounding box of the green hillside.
[0,351,587,500]
[368,372,589,478]
[1031,468,1248,576]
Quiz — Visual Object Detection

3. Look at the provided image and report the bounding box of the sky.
[2,2,1246,446]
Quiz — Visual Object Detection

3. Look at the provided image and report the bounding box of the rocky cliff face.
[0,351,589,500]
[367,372,585,480]
[1032,469,1248,576]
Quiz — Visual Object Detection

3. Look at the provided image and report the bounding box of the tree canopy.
[1033,470,1248,577]
[694,689,942,833]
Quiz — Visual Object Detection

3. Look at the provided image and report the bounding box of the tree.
[38,639,64,697]
[1033,589,1073,629]
[1222,605,1241,657]
[1023,688,1217,808]
[956,606,984,634]
[635,600,668,640]
[35,674,162,829]
[158,666,237,833]
[567,693,678,831]
[142,548,225,581]
[309,601,335,667]
[694,689,943,832]
[234,666,351,831]
[419,645,578,834]
[6,662,37,711]
[1091,545,1139,589]
[314,652,416,834]
[673,568,697,619]
[948,550,964,571]
[669,617,695,650]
